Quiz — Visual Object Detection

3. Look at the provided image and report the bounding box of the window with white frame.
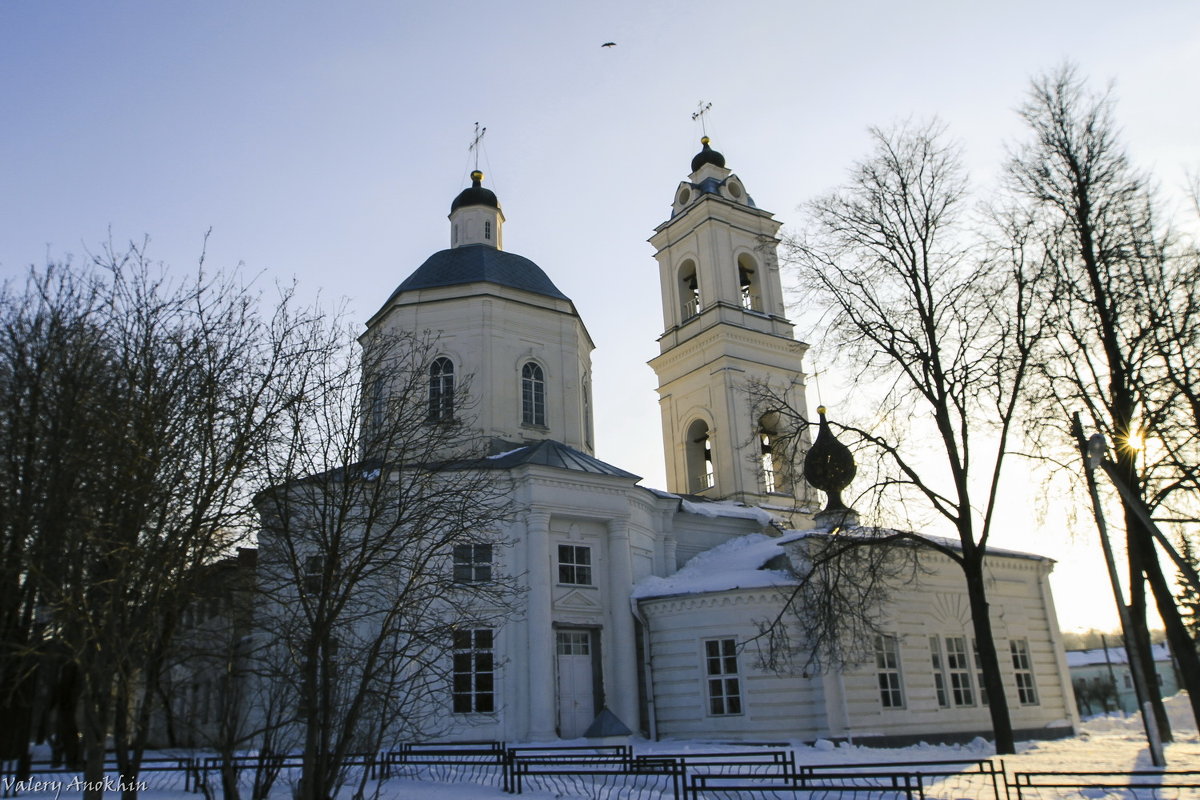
[973,639,990,706]
[521,362,546,426]
[704,638,742,715]
[929,635,949,708]
[556,630,590,655]
[557,544,592,586]
[945,636,975,706]
[874,634,905,708]
[453,544,492,584]
[1010,639,1039,705]
[428,357,455,421]
[452,629,495,713]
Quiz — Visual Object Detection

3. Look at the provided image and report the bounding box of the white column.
[526,511,557,739]
[607,518,640,730]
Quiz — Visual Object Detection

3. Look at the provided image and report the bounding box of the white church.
[272,138,1080,746]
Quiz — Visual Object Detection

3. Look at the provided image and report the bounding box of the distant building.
[153,548,257,748]
[1066,643,1178,715]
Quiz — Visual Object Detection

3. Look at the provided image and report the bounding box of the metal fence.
[1008,769,1200,800]
[5,747,1200,799]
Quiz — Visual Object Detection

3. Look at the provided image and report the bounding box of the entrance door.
[556,630,595,738]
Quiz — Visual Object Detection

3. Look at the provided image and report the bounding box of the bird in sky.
[601,42,616,48]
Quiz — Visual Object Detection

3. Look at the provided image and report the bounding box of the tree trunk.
[82,704,108,800]
[962,556,1015,754]
[1138,529,1200,726]
[1127,538,1172,739]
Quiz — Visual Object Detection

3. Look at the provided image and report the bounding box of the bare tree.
[0,266,105,767]
[252,326,520,800]
[1005,65,1200,732]
[775,120,1046,753]
[750,525,921,678]
[0,244,312,800]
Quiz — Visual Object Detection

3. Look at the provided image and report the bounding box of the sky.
[2,1,1198,634]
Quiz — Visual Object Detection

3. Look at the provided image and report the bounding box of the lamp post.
[1072,413,1165,766]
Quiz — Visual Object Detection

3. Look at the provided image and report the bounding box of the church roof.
[386,244,570,303]
[482,439,639,479]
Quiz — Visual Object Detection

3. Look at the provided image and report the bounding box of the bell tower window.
[758,414,790,494]
[521,362,546,426]
[760,433,777,493]
[738,254,762,312]
[686,419,715,492]
[428,357,455,421]
[485,220,492,240]
[679,260,700,321]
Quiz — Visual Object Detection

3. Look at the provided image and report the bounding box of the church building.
[263,139,1080,746]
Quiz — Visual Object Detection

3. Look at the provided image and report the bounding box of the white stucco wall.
[638,541,1078,744]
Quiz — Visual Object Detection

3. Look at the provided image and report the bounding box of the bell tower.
[648,138,814,518]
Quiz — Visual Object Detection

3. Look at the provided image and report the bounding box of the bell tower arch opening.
[678,259,700,322]
[685,418,715,494]
[738,253,762,312]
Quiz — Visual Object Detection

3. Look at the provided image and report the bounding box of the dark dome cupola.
[690,136,726,172]
[803,406,859,530]
[449,170,505,249]
[451,169,499,212]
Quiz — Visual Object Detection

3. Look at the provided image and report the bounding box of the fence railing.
[1008,769,1200,800]
[5,747,1200,800]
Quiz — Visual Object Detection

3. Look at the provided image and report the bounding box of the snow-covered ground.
[7,695,1198,799]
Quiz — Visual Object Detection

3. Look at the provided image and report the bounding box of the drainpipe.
[630,599,658,741]
[838,673,853,746]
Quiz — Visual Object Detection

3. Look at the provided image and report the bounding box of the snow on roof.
[632,533,795,600]
[679,498,778,526]
[1066,642,1173,667]
[487,446,529,460]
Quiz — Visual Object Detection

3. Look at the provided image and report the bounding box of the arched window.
[369,375,386,433]
[738,254,762,311]
[759,413,790,494]
[428,357,455,421]
[678,260,700,321]
[582,379,592,448]
[685,419,715,492]
[521,362,546,426]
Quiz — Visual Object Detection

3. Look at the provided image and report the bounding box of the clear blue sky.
[2,1,1197,632]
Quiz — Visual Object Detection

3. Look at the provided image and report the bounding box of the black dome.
[803,407,856,512]
[690,137,726,172]
[450,170,499,213]
[386,245,569,303]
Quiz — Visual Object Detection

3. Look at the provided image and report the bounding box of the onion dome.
[690,136,726,172]
[450,170,499,213]
[803,406,857,514]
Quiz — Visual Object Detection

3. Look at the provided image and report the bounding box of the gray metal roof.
[386,245,569,303]
[483,439,639,479]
